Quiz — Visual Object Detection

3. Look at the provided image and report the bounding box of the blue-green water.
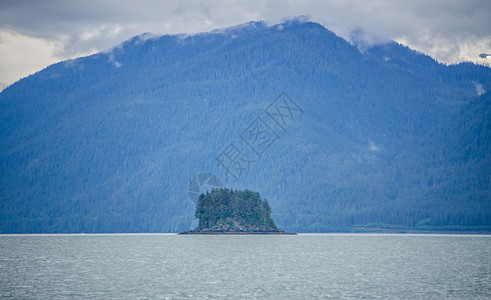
[0,234,489,299]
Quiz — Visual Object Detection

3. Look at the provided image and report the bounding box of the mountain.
[0,19,490,233]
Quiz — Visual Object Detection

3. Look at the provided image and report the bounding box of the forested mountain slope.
[0,19,489,232]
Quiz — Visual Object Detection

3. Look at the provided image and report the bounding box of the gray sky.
[0,0,490,87]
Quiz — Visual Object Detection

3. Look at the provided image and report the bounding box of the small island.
[180,188,296,234]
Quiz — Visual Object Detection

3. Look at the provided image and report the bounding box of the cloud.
[0,0,490,85]
[349,27,389,54]
[368,140,383,152]
[474,82,486,96]
[107,51,122,68]
[0,30,63,84]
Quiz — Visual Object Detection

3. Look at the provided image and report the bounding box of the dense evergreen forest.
[193,188,279,232]
[0,19,489,233]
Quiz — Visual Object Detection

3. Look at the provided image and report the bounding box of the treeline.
[195,188,277,230]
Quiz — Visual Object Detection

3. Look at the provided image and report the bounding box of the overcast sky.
[0,0,490,87]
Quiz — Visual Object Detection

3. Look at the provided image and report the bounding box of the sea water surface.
[0,234,489,299]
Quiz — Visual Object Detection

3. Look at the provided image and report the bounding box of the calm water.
[0,234,489,299]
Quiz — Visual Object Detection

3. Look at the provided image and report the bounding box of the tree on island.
[192,188,282,233]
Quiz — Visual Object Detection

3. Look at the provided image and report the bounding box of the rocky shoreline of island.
[178,231,298,235]
[179,230,297,235]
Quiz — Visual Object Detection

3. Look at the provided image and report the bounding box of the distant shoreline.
[0,232,490,236]
[334,228,491,235]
